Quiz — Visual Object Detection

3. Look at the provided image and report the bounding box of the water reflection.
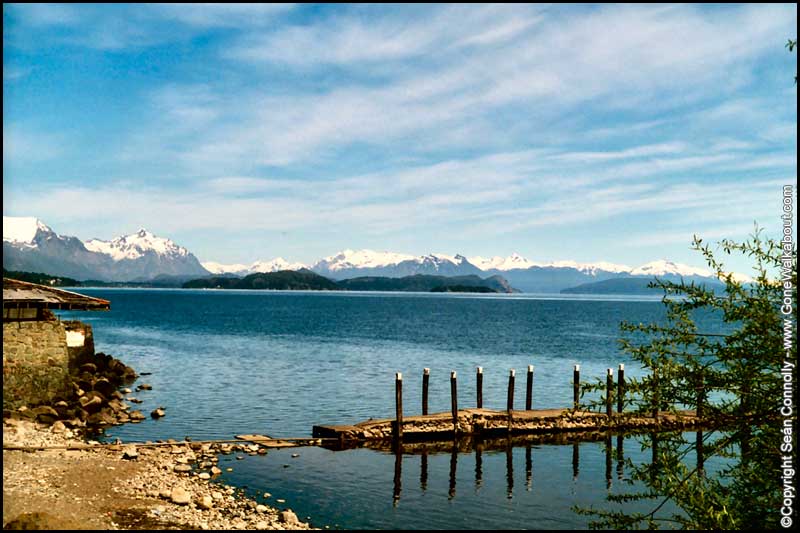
[506,442,514,499]
[696,430,704,473]
[393,443,402,506]
[475,444,483,490]
[381,432,641,505]
[605,435,612,489]
[220,431,712,529]
[572,442,580,480]
[525,444,532,492]
[421,449,428,491]
[380,431,710,508]
[449,443,457,499]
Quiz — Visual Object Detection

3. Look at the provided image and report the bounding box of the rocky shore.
[3,352,315,530]
[4,351,141,434]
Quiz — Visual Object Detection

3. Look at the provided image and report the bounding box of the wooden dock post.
[422,368,430,416]
[395,372,403,441]
[507,369,515,412]
[652,368,659,421]
[450,371,458,435]
[507,369,515,434]
[525,365,534,411]
[696,373,705,420]
[606,368,613,418]
[617,363,625,413]
[573,364,580,409]
[476,366,483,408]
[696,430,704,472]
[696,373,704,472]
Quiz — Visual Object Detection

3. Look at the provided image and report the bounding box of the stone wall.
[3,320,73,410]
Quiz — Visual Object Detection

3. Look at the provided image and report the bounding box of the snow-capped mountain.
[469,253,631,275]
[85,229,190,261]
[630,259,711,278]
[544,260,632,275]
[80,228,207,280]
[249,258,308,273]
[311,249,483,279]
[3,217,208,281]
[201,258,308,276]
[3,216,111,280]
[201,262,252,276]
[469,253,536,271]
[3,216,53,247]
[313,249,416,272]
[4,216,750,289]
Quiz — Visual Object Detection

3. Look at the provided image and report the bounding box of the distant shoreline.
[62,286,667,303]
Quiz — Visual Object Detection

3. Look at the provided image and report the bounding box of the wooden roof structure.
[2,278,110,311]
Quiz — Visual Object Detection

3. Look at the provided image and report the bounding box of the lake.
[61,289,724,529]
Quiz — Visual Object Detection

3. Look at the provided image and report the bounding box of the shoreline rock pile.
[3,351,140,436]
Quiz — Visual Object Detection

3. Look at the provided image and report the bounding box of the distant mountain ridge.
[3,216,750,291]
[560,276,726,295]
[336,273,514,293]
[3,217,208,282]
[183,271,516,293]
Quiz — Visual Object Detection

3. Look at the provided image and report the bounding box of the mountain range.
[3,217,207,282]
[3,216,747,291]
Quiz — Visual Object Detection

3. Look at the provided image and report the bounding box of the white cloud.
[2,125,63,162]
[154,4,295,28]
[124,4,796,170]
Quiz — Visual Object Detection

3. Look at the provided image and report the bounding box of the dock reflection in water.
[215,430,710,530]
[384,430,708,506]
[387,433,622,505]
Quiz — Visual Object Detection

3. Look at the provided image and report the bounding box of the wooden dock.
[313,364,714,444]
[313,407,704,443]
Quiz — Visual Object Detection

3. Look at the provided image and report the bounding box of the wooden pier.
[313,407,703,442]
[313,364,709,443]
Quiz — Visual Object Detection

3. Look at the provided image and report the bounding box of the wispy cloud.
[3,65,32,81]
[2,124,64,162]
[5,3,296,50]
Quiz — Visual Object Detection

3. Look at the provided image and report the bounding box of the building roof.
[2,278,110,311]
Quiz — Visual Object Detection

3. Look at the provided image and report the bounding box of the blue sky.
[3,3,797,271]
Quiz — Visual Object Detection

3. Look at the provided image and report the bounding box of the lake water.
[60,289,725,529]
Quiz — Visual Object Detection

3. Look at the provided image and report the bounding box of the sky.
[3,3,797,272]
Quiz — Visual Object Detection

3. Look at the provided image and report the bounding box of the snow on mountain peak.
[85,228,189,261]
[544,260,633,275]
[201,261,251,275]
[249,257,308,273]
[3,216,53,245]
[425,252,459,264]
[630,259,711,277]
[317,249,416,271]
[469,253,536,271]
[201,258,308,275]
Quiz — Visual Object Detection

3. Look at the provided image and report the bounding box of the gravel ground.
[3,419,315,530]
